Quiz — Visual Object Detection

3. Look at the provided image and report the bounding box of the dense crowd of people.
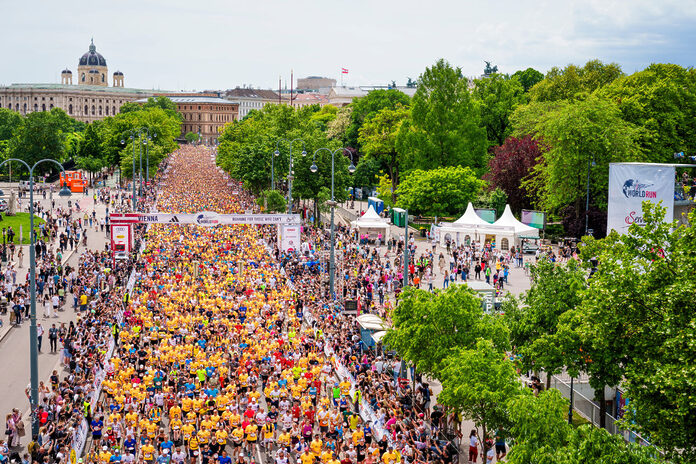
[2,145,511,464]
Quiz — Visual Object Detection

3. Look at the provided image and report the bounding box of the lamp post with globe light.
[0,158,71,439]
[310,147,356,299]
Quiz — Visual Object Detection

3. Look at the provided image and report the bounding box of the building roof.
[2,83,159,95]
[137,96,237,105]
[292,93,329,104]
[79,39,107,67]
[224,88,280,100]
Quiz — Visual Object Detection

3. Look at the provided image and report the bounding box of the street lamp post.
[0,159,71,440]
[310,148,356,299]
[275,138,306,214]
[585,155,596,236]
[121,127,155,211]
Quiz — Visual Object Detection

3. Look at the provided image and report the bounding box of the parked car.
[0,199,7,212]
[522,239,540,254]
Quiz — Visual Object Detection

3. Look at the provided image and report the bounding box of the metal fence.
[547,374,654,448]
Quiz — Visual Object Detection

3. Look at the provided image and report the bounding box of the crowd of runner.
[2,145,511,464]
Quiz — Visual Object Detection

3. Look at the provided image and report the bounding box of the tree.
[512,68,544,92]
[472,74,527,146]
[185,132,200,143]
[256,189,286,212]
[568,204,696,460]
[506,389,572,464]
[351,157,380,192]
[529,59,624,102]
[395,166,484,217]
[358,105,410,203]
[504,259,587,380]
[384,285,509,379]
[7,111,65,174]
[0,108,22,141]
[507,390,664,464]
[484,136,543,213]
[511,96,642,218]
[598,63,696,164]
[397,59,488,172]
[309,105,337,130]
[76,122,107,182]
[344,89,411,152]
[439,339,523,456]
[326,106,352,141]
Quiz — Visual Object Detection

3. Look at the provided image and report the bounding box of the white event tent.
[438,203,539,250]
[350,205,390,238]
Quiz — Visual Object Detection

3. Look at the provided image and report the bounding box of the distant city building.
[326,85,417,107]
[143,93,239,145]
[0,40,159,123]
[296,76,336,93]
[224,88,280,119]
[289,93,329,108]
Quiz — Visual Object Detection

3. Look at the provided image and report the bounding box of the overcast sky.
[2,0,695,91]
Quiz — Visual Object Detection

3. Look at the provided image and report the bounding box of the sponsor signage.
[279,224,301,252]
[110,224,132,260]
[474,208,496,223]
[607,163,675,234]
[521,209,546,229]
[110,212,301,225]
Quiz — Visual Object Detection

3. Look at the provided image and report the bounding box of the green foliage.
[472,74,527,146]
[326,106,352,141]
[121,96,180,118]
[507,389,572,464]
[385,285,509,379]
[439,339,523,448]
[358,105,410,203]
[0,108,22,142]
[505,259,587,373]
[344,89,411,150]
[529,59,624,102]
[217,104,349,203]
[185,131,200,143]
[7,111,66,173]
[507,390,664,464]
[598,63,696,164]
[256,189,286,212]
[397,59,488,173]
[571,204,696,460]
[512,68,544,92]
[511,95,642,214]
[375,173,394,208]
[395,166,484,217]
[351,157,380,191]
[309,105,338,130]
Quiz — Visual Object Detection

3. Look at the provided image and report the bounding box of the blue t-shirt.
[218,456,232,464]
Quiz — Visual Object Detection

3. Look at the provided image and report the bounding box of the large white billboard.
[607,163,675,235]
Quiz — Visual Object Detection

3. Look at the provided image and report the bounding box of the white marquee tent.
[438,203,539,250]
[350,205,390,238]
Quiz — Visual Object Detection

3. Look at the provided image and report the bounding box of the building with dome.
[0,39,161,123]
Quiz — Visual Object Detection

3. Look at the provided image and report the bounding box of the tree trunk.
[595,387,606,429]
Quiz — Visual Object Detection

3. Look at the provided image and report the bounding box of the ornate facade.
[0,40,156,123]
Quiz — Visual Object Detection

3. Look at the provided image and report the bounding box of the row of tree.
[218,59,695,233]
[386,204,695,462]
[0,97,182,181]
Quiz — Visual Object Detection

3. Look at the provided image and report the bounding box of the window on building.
[113,106,116,114]
[84,105,88,114]
[501,238,510,251]
[23,103,26,113]
[49,104,53,110]
[105,106,109,116]
[91,105,95,115]
[102,74,105,83]
[34,104,38,112]
[98,106,102,116]
[42,104,46,111]
[69,104,73,114]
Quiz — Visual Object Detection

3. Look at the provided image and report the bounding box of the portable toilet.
[392,207,406,227]
[367,197,384,215]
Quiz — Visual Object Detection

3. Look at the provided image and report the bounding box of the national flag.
[341,68,349,74]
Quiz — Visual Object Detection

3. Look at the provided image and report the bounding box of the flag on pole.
[341,68,349,74]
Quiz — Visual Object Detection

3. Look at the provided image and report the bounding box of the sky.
[2,0,695,91]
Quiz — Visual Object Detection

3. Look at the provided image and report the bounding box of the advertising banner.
[110,224,131,259]
[607,163,675,235]
[110,212,301,225]
[475,208,496,223]
[278,224,301,252]
[521,210,546,229]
